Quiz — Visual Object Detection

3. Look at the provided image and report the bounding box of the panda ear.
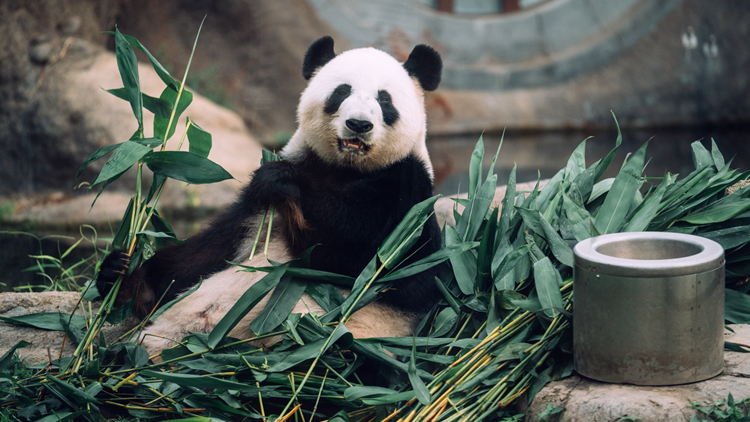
[403,45,442,92]
[303,36,336,80]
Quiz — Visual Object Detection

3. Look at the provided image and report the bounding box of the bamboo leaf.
[468,135,484,198]
[691,140,713,170]
[141,370,264,391]
[408,338,431,405]
[92,141,152,186]
[154,86,193,141]
[445,225,477,295]
[711,138,725,169]
[207,265,287,348]
[143,151,233,184]
[476,207,499,288]
[532,257,564,318]
[680,198,750,225]
[498,165,517,237]
[249,276,306,335]
[595,141,648,234]
[564,138,587,181]
[267,324,352,372]
[105,87,172,118]
[378,242,477,283]
[114,27,142,132]
[700,225,750,250]
[622,176,669,232]
[725,289,750,324]
[518,208,574,267]
[109,32,180,89]
[150,280,202,321]
[562,192,594,242]
[0,313,85,331]
[377,195,439,269]
[76,143,120,179]
[456,174,497,242]
[186,117,212,158]
[0,341,30,371]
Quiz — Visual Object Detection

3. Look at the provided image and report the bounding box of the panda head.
[282,36,442,176]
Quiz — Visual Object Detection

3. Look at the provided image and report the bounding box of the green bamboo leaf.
[588,178,615,204]
[340,256,377,318]
[518,208,574,267]
[691,140,713,170]
[564,138,587,181]
[532,257,564,318]
[445,225,477,295]
[114,28,142,132]
[562,192,594,242]
[344,386,402,402]
[361,391,416,405]
[207,265,287,348]
[105,87,172,117]
[249,276,306,335]
[377,195,439,268]
[45,375,98,404]
[534,168,564,212]
[595,141,648,234]
[141,370,263,391]
[267,323,352,372]
[487,131,503,182]
[76,143,120,179]
[725,289,750,324]
[0,341,29,371]
[456,175,497,242]
[498,165,517,237]
[378,242,477,283]
[0,313,85,331]
[92,140,152,186]
[434,276,462,315]
[468,135,485,198]
[143,151,233,184]
[570,124,621,203]
[700,225,750,250]
[476,207,499,288]
[431,307,458,337]
[680,198,750,225]
[622,176,669,232]
[186,117,212,158]
[108,32,180,89]
[594,113,623,183]
[408,338,431,405]
[711,138,725,169]
[154,86,193,141]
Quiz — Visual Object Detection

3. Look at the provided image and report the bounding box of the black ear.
[303,36,336,80]
[403,45,442,91]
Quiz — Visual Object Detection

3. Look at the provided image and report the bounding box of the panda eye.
[377,90,392,104]
[335,85,351,96]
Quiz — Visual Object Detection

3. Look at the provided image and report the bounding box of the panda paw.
[95,249,131,299]
[250,161,302,204]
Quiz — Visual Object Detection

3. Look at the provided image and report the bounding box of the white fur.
[282,48,433,177]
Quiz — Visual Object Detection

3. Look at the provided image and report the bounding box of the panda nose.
[346,119,373,134]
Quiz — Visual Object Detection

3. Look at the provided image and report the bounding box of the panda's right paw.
[95,249,131,299]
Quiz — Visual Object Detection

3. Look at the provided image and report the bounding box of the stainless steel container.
[573,232,725,385]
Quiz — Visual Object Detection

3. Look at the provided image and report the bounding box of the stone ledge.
[526,325,750,421]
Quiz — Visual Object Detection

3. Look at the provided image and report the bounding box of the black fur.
[303,36,336,80]
[324,84,352,114]
[378,90,399,126]
[97,148,442,316]
[403,45,442,92]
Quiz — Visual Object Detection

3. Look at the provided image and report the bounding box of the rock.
[0,292,137,365]
[525,324,750,422]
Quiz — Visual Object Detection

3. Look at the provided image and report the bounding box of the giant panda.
[96,36,444,355]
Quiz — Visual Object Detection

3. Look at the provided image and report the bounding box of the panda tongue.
[343,138,364,150]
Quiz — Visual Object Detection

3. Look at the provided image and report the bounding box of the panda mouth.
[339,138,368,152]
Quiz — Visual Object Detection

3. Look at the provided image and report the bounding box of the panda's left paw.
[250,161,302,205]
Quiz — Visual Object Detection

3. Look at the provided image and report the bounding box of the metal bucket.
[573,232,725,385]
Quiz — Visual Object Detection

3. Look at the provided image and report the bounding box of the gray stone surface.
[0,292,137,365]
[525,325,750,421]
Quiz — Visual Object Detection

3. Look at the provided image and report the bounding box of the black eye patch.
[378,90,399,126]
[324,84,352,114]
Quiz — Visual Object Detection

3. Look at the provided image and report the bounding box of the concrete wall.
[307,0,750,132]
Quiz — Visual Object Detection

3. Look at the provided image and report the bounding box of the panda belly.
[139,214,418,355]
